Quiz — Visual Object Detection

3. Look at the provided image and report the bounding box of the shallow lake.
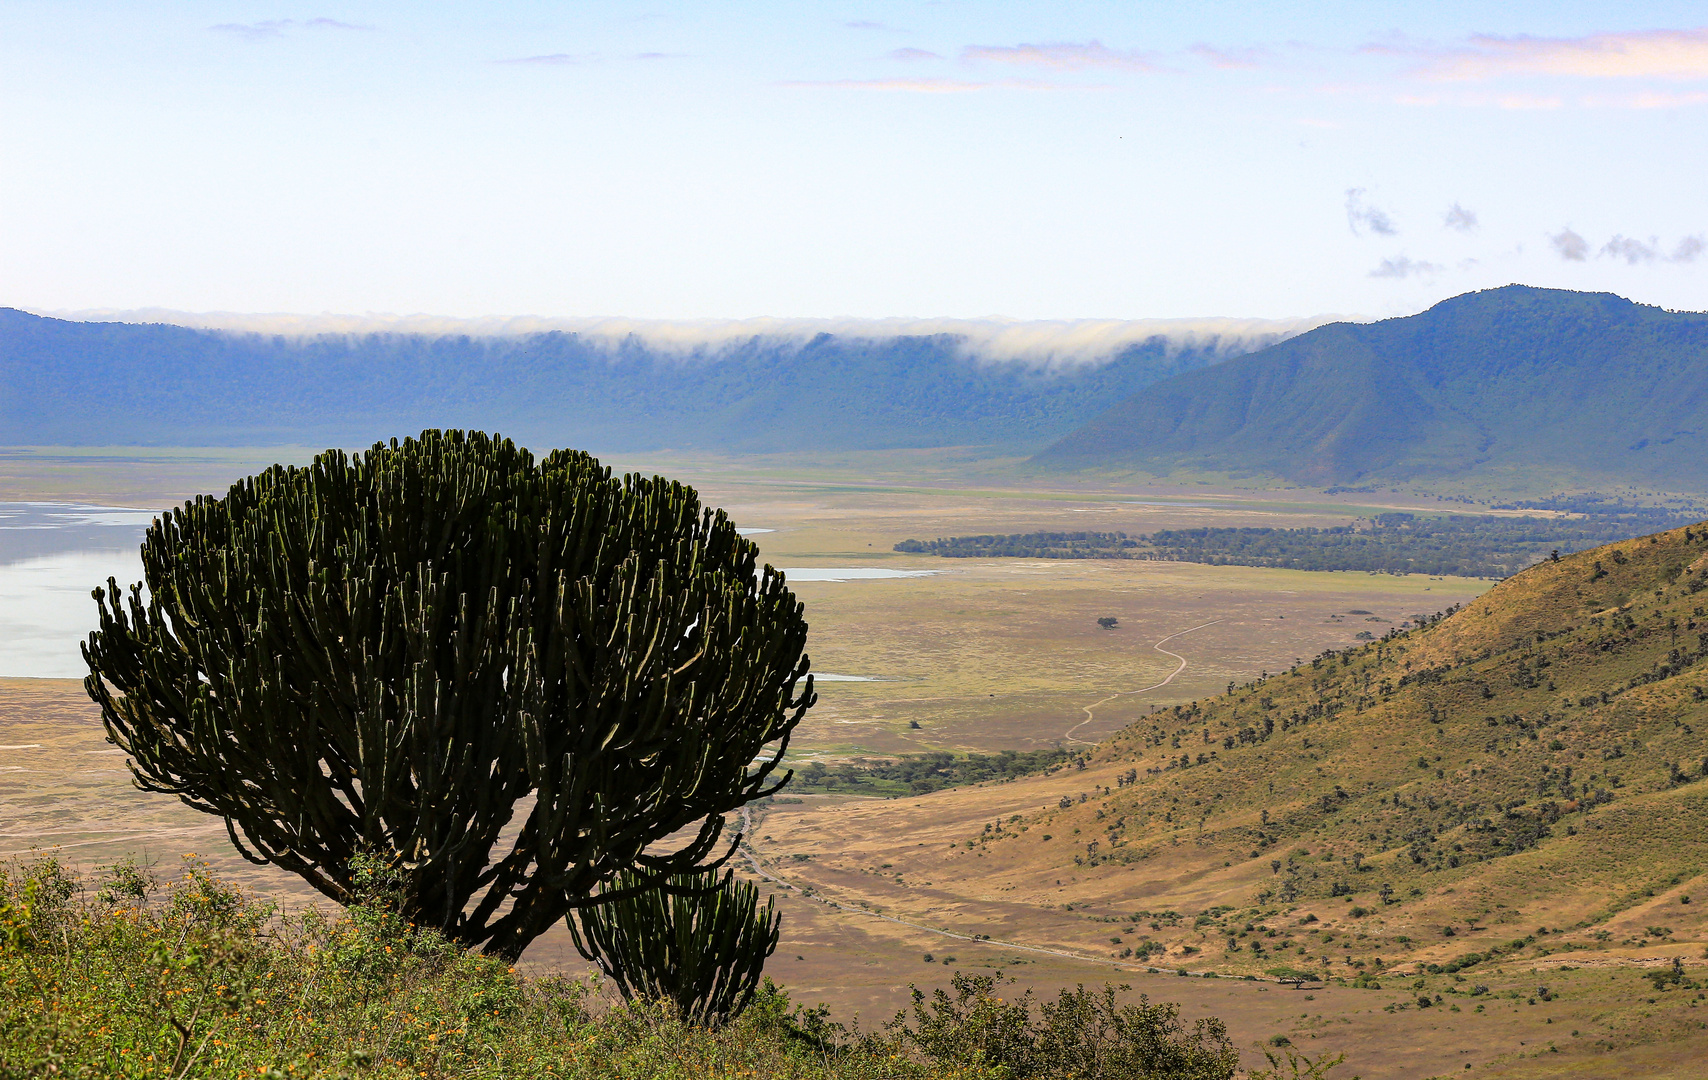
[773,567,939,582]
[0,503,154,679]
[0,508,921,680]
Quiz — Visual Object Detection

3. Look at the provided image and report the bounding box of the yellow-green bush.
[1,856,1341,1080]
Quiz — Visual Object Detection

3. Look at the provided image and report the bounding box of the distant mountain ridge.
[1035,285,1708,492]
[0,310,1299,453]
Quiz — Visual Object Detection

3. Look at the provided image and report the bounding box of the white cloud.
[46,311,1344,369]
[210,17,371,40]
[496,53,598,66]
[1189,44,1266,70]
[1551,228,1590,261]
[1598,234,1706,264]
[962,40,1158,73]
[1443,203,1479,232]
[1368,256,1440,279]
[1601,235,1659,264]
[1345,189,1398,236]
[1404,27,1708,83]
[781,77,987,93]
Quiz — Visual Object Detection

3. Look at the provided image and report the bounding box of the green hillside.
[1034,285,1708,493]
[1007,520,1708,978]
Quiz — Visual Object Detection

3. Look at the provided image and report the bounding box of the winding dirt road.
[1063,620,1222,745]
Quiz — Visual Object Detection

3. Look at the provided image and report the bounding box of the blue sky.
[4,2,1707,321]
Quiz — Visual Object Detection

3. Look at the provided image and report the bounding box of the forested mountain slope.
[1036,285,1708,492]
[0,310,1266,452]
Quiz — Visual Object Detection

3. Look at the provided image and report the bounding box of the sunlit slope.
[1036,285,1708,491]
[760,523,1708,979]
[1034,521,1708,966]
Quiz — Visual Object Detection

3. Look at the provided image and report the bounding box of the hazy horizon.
[4,3,1706,322]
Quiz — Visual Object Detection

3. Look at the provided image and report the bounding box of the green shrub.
[886,971,1242,1079]
[1,857,1346,1079]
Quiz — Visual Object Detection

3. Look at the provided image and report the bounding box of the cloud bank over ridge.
[42,310,1343,369]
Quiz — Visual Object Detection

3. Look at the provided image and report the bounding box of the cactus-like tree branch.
[83,430,813,960]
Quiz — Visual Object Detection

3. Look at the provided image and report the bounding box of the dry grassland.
[23,449,1705,1077]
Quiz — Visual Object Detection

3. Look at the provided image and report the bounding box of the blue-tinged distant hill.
[0,310,1270,453]
[1034,285,1708,492]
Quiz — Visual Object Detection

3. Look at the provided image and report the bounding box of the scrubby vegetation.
[0,856,1340,1079]
[789,749,1085,797]
[1005,521,1708,978]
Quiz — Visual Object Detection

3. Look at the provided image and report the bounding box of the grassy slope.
[1011,521,1708,973]
[1035,285,1708,492]
[741,523,1708,1076]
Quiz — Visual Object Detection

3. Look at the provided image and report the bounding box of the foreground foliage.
[0,857,1342,1079]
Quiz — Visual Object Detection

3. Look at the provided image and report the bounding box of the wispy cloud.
[1495,93,1565,109]
[1394,90,1563,109]
[634,52,685,61]
[962,40,1158,73]
[61,310,1337,368]
[1443,203,1479,232]
[1580,89,1708,108]
[1369,255,1440,279]
[496,53,598,66]
[1551,228,1589,261]
[1600,234,1706,264]
[1345,189,1398,237]
[782,77,1086,93]
[1602,235,1661,264]
[1390,27,1708,82]
[890,47,943,62]
[1189,44,1266,70]
[210,17,371,40]
[781,77,988,93]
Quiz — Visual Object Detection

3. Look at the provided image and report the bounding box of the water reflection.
[1,503,154,679]
[0,509,915,679]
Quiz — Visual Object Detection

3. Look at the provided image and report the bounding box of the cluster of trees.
[791,748,1083,796]
[894,531,1139,558]
[895,506,1706,578]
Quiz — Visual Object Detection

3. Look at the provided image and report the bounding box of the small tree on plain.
[83,431,814,959]
[1097,617,1119,630]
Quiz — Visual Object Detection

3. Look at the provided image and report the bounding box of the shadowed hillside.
[1035,285,1708,492]
[0,310,1278,453]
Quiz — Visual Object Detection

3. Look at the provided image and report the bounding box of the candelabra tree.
[82,430,814,960]
[570,868,780,1027]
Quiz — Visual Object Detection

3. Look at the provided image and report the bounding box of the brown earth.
[10,449,1706,1076]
